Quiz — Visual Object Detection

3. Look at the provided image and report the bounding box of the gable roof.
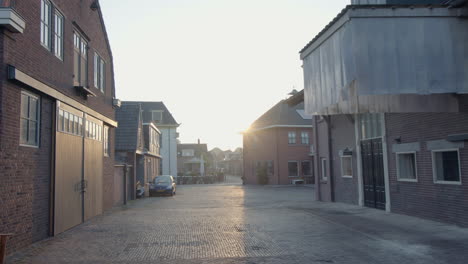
[249,100,312,131]
[122,101,179,126]
[115,103,142,151]
[178,144,208,153]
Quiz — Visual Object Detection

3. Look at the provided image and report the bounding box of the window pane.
[435,151,460,182]
[29,98,38,121]
[29,121,37,145]
[398,153,416,180]
[100,61,105,92]
[302,161,311,176]
[78,118,83,136]
[341,156,353,177]
[20,118,28,144]
[64,112,69,132]
[59,109,64,131]
[288,162,298,176]
[21,94,29,118]
[94,54,98,88]
[321,158,328,180]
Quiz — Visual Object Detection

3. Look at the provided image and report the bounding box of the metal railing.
[0,0,15,8]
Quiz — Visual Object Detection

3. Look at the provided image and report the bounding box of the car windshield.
[154,177,171,184]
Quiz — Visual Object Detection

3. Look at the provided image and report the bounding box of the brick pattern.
[330,115,359,205]
[0,0,116,254]
[0,83,53,252]
[386,112,468,227]
[243,127,313,185]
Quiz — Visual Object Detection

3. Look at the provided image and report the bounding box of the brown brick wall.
[386,112,468,227]
[0,0,117,253]
[0,82,53,253]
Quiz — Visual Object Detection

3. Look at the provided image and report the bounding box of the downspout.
[314,117,320,201]
[326,116,335,202]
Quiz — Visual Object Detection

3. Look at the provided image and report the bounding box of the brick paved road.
[7,184,468,264]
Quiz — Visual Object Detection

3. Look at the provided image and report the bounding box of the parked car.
[150,175,176,196]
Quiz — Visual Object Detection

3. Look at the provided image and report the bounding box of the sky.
[99,0,349,151]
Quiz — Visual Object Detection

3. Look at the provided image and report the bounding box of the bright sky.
[100,0,349,151]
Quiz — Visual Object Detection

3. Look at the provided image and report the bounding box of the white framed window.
[57,109,83,136]
[103,125,110,157]
[301,132,309,145]
[267,161,274,176]
[151,111,163,122]
[182,149,194,157]
[301,161,312,176]
[288,161,298,177]
[53,11,64,59]
[40,0,52,49]
[85,120,102,141]
[73,31,88,86]
[20,91,40,147]
[396,152,417,182]
[288,131,296,144]
[94,52,106,92]
[341,155,353,178]
[432,149,461,185]
[321,158,328,181]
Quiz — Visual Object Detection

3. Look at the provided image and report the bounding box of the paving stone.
[6,184,468,264]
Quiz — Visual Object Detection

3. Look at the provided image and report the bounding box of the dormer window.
[151,111,163,123]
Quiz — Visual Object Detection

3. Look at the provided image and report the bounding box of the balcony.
[0,0,25,33]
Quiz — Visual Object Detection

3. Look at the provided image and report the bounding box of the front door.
[361,138,386,210]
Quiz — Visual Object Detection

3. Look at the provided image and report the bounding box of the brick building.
[243,97,314,185]
[299,0,468,226]
[0,0,118,253]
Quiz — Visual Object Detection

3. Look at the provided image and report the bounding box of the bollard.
[0,234,13,264]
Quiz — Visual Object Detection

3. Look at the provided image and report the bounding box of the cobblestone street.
[7,181,468,264]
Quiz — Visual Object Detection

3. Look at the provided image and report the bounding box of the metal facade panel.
[302,8,468,115]
[84,138,104,221]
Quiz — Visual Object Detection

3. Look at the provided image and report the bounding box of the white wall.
[160,126,178,176]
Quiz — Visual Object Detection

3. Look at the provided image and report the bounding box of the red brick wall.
[386,112,468,227]
[0,82,53,252]
[243,127,313,185]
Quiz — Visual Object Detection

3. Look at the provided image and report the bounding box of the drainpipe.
[325,116,335,202]
[314,117,321,201]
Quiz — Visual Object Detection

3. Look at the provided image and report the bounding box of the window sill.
[288,176,300,178]
[397,178,418,183]
[342,175,353,179]
[19,144,39,149]
[434,180,462,185]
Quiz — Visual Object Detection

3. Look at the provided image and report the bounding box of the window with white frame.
[301,161,312,176]
[57,109,83,136]
[182,149,194,157]
[94,53,106,92]
[85,120,102,141]
[301,132,309,144]
[73,31,88,86]
[103,125,110,156]
[40,0,51,49]
[341,156,353,178]
[432,150,461,184]
[396,152,417,181]
[53,11,64,59]
[288,131,296,144]
[151,111,163,123]
[267,161,274,176]
[20,91,40,147]
[321,158,328,181]
[288,161,298,177]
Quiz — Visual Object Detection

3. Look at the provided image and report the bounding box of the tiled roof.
[115,104,141,151]
[249,100,311,131]
[122,101,178,126]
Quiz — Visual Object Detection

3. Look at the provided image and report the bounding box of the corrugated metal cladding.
[301,7,468,115]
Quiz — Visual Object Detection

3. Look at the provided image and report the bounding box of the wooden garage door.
[54,103,84,235]
[84,115,103,221]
